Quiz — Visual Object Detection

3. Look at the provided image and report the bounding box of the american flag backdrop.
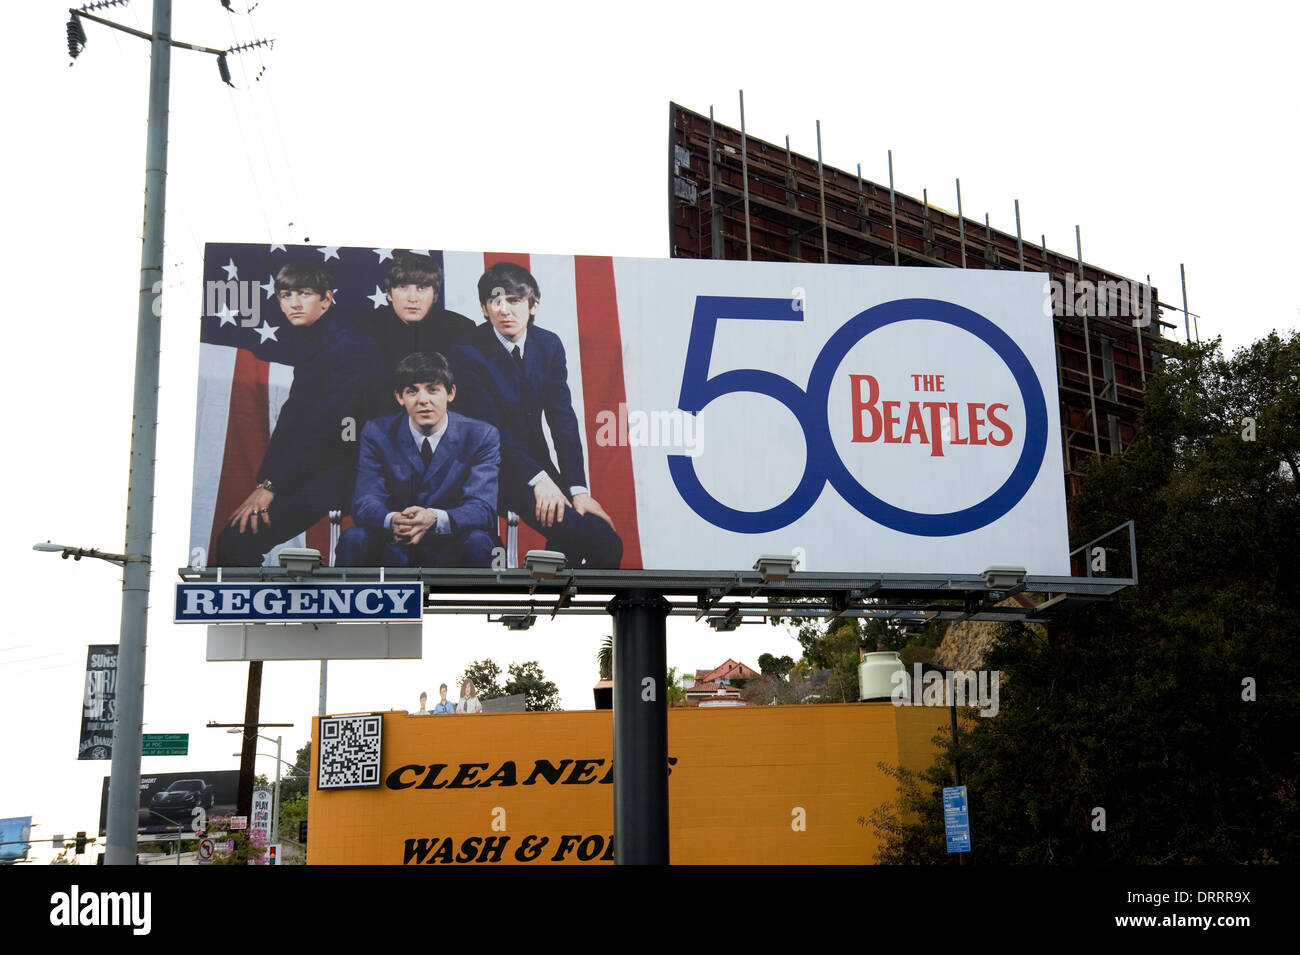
[190,243,644,569]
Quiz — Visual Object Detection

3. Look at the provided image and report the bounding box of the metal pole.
[815,120,828,263]
[608,589,671,865]
[888,150,899,265]
[708,106,720,259]
[272,735,282,846]
[318,660,327,715]
[956,178,966,268]
[1137,274,1149,385]
[106,0,171,867]
[1180,262,1191,343]
[1014,200,1025,270]
[738,90,752,261]
[1077,225,1102,457]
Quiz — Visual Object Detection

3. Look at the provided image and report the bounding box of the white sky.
[2,0,1296,859]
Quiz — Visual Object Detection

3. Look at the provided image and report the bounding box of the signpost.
[943,785,972,855]
[197,838,215,864]
[142,733,189,756]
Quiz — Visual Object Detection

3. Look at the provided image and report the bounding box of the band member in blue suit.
[216,261,384,566]
[335,351,500,567]
[451,261,622,568]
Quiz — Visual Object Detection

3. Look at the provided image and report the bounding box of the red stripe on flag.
[574,255,642,569]
[483,252,547,559]
[209,348,270,560]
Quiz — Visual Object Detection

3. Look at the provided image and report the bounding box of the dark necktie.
[420,437,433,468]
[512,344,524,379]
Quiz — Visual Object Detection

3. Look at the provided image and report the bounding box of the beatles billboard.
[189,244,1068,576]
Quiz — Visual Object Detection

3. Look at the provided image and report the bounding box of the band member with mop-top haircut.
[215,261,384,566]
[335,351,500,567]
[354,252,475,419]
[451,261,622,568]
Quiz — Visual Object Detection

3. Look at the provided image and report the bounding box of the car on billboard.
[150,778,215,812]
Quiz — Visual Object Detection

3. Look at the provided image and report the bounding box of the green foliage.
[458,659,504,700]
[597,635,613,681]
[504,661,561,711]
[666,666,688,707]
[873,334,1300,864]
[279,742,311,803]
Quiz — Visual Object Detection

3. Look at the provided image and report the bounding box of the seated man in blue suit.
[451,261,622,568]
[335,352,500,567]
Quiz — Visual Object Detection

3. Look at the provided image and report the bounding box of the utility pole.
[66,0,271,865]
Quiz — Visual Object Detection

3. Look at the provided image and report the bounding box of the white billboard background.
[615,259,1068,575]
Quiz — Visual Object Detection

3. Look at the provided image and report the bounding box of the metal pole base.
[608,589,671,865]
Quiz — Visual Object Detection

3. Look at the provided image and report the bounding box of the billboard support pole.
[1076,225,1102,457]
[609,589,671,865]
[888,150,899,266]
[1014,199,1025,270]
[105,0,171,866]
[815,120,828,263]
[739,90,752,261]
[956,178,966,268]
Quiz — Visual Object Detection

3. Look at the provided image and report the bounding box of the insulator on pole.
[217,52,232,86]
[67,14,88,60]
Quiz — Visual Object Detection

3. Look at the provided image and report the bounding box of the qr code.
[318,714,383,789]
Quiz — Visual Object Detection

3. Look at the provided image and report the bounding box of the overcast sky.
[2,1,1295,858]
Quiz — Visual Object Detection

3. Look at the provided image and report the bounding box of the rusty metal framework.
[668,103,1174,519]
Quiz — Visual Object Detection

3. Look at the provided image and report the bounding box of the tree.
[758,653,795,677]
[279,742,311,803]
[596,635,613,681]
[458,659,504,700]
[873,334,1300,864]
[504,661,561,711]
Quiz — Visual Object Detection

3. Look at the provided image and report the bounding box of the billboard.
[0,816,32,864]
[190,244,1068,576]
[78,644,117,760]
[99,770,240,837]
[308,705,944,865]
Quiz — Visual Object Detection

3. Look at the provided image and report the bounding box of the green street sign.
[142,733,189,756]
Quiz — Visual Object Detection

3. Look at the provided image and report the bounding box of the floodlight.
[708,608,743,632]
[754,554,798,582]
[33,542,70,553]
[523,550,566,579]
[981,565,1027,590]
[278,547,322,575]
[501,614,536,631]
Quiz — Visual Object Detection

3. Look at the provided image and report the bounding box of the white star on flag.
[269,243,287,253]
[367,285,388,309]
[214,304,238,327]
[317,246,340,262]
[222,258,239,280]
[410,249,430,256]
[261,275,276,299]
[372,248,394,263]
[254,321,279,343]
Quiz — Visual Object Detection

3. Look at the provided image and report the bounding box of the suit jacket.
[351,410,500,535]
[451,322,587,505]
[349,304,475,419]
[258,310,385,502]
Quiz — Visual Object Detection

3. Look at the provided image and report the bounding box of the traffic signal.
[75,831,87,854]
[268,844,277,865]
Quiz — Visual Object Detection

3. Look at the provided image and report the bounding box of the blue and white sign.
[943,784,971,854]
[175,582,423,623]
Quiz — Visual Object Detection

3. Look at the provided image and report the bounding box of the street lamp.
[34,539,142,866]
[229,729,284,842]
